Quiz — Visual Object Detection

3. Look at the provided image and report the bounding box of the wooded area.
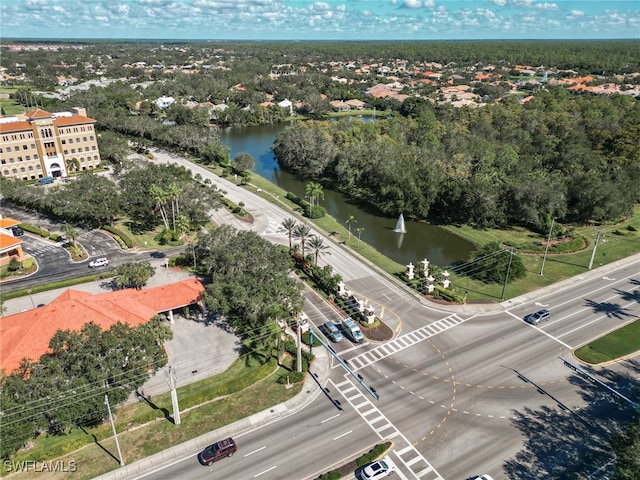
[273,89,640,232]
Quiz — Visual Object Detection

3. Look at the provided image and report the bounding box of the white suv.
[89,257,109,268]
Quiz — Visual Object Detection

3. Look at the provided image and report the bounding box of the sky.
[1,0,638,41]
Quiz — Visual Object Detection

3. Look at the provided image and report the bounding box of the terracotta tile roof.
[26,108,53,118]
[0,217,21,228]
[54,115,96,126]
[0,234,22,250]
[0,120,31,134]
[0,279,205,374]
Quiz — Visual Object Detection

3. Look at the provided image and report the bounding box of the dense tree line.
[0,163,222,231]
[273,87,640,232]
[0,319,171,458]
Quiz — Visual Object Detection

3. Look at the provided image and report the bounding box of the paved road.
[7,149,639,480]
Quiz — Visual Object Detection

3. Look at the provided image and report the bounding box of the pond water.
[219,121,475,267]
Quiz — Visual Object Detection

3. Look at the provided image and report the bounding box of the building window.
[1,160,5,165]
[83,137,87,142]
[64,150,68,155]
[20,167,25,172]
[69,138,73,143]
[23,144,28,150]
[17,157,23,162]
[28,165,33,170]
[6,147,11,152]
[71,149,76,154]
[12,168,17,174]
[3,169,9,176]
[25,155,30,160]
[61,139,66,144]
[36,165,41,170]
[34,154,38,159]
[9,158,14,163]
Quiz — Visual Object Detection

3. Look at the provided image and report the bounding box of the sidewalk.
[93,346,330,480]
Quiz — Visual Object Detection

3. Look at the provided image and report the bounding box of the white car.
[89,257,109,268]
[360,455,397,479]
[473,475,495,480]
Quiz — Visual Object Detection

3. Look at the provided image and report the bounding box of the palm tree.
[355,227,365,247]
[306,235,330,266]
[345,215,358,241]
[65,157,80,176]
[61,222,79,246]
[150,184,170,230]
[293,223,312,260]
[167,183,182,231]
[305,181,324,207]
[281,217,297,250]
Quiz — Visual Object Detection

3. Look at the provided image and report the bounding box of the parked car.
[341,317,364,343]
[35,176,54,185]
[523,309,551,325]
[88,257,109,268]
[359,455,397,479]
[10,226,24,237]
[320,320,344,343]
[197,437,237,466]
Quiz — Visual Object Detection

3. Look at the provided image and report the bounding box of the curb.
[93,349,330,480]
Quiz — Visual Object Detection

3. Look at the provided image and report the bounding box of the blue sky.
[1,0,638,40]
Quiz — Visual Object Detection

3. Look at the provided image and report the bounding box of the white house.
[277,98,293,114]
[155,96,176,110]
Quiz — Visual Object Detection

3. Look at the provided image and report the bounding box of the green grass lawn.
[4,357,304,479]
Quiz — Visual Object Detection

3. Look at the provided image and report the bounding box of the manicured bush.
[356,444,388,467]
[101,225,134,248]
[21,223,50,238]
[317,471,343,480]
[277,371,304,384]
[49,233,63,242]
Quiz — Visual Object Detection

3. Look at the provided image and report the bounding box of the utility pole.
[501,249,516,301]
[588,231,604,270]
[296,318,302,373]
[166,365,181,425]
[540,217,555,275]
[104,393,125,466]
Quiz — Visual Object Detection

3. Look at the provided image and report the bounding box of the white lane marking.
[244,446,266,457]
[333,430,353,440]
[254,465,277,477]
[321,413,341,423]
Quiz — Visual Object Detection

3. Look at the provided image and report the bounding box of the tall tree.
[306,235,330,266]
[281,217,297,250]
[345,215,357,241]
[305,181,324,207]
[113,261,155,290]
[293,223,312,260]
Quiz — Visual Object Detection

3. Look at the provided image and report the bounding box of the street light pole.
[540,217,555,275]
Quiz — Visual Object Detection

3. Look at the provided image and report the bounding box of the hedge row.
[285,192,326,219]
[20,223,51,238]
[101,225,134,248]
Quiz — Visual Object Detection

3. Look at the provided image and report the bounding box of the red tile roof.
[0,234,22,250]
[54,115,96,126]
[0,217,21,229]
[25,108,53,118]
[0,120,31,134]
[0,279,205,374]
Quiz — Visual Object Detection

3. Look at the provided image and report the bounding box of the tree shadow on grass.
[136,390,175,424]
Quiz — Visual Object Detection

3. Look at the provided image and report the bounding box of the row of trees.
[273,88,640,232]
[0,162,221,232]
[0,319,172,458]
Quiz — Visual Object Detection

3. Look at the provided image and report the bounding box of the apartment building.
[0,107,101,180]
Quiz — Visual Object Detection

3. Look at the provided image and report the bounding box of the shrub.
[101,225,133,248]
[49,233,63,242]
[356,444,388,467]
[628,225,637,232]
[21,223,50,238]
[8,257,21,272]
[277,371,304,384]
[317,471,343,480]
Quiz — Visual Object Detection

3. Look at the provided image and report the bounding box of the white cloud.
[571,10,584,16]
[402,0,422,9]
[536,3,558,11]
